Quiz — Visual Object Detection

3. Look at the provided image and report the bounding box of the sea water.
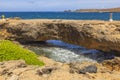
[0,12,120,20]
[27,40,114,63]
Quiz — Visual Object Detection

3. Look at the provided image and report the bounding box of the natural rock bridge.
[2,19,120,55]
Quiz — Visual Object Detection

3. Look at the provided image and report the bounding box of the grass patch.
[0,40,44,66]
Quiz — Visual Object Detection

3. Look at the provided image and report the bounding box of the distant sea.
[0,12,120,20]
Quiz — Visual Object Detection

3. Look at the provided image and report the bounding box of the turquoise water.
[0,12,120,20]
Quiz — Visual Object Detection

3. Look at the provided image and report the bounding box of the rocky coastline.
[65,7,120,12]
[0,19,120,80]
[2,19,120,55]
[0,56,120,80]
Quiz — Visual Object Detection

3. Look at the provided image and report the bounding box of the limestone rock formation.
[0,56,120,80]
[2,19,120,54]
[102,57,120,71]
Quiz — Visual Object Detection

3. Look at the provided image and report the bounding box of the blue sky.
[0,0,120,11]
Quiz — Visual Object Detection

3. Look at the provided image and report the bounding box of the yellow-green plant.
[0,40,44,66]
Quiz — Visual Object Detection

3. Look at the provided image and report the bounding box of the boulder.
[37,66,57,75]
[69,62,97,74]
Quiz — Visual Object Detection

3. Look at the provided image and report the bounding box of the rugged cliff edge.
[1,19,120,54]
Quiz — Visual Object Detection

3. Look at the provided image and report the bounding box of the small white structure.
[109,13,113,22]
[109,18,113,22]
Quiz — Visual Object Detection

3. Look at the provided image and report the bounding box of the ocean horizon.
[0,12,120,20]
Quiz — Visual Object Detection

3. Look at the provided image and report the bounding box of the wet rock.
[69,62,97,74]
[79,65,97,74]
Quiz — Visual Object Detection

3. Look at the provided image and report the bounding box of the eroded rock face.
[3,19,120,54]
[102,57,120,71]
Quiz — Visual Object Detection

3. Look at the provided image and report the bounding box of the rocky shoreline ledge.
[1,19,120,55]
[0,56,120,80]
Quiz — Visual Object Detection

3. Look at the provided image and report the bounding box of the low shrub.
[0,40,44,66]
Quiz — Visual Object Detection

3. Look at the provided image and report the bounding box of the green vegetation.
[0,40,44,66]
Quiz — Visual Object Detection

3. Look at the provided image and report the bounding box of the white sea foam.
[28,40,114,63]
[39,47,96,63]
